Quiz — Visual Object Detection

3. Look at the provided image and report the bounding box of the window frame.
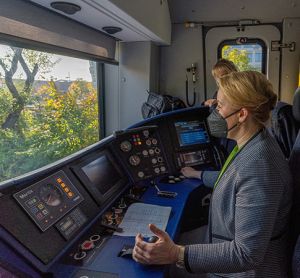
[0,34,105,138]
[0,35,108,183]
[217,38,267,74]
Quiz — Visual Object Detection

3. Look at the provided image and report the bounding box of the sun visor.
[0,0,117,63]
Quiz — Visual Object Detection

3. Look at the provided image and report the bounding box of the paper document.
[114,203,171,237]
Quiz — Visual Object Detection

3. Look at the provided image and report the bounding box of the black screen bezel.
[169,115,211,151]
[174,120,210,148]
[71,149,128,206]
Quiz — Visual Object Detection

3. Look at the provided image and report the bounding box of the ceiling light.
[50,2,81,15]
[102,26,122,35]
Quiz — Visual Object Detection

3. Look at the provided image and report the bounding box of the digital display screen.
[175,120,210,147]
[82,155,122,195]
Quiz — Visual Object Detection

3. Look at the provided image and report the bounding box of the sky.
[0,45,93,82]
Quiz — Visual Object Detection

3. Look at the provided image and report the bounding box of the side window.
[218,39,267,73]
[0,43,100,183]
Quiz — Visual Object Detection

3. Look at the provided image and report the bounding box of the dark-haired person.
[133,71,292,278]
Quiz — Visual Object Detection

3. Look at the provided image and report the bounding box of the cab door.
[205,25,281,99]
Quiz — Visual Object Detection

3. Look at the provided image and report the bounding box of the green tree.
[222,45,256,71]
[0,46,98,183]
[0,47,56,131]
[33,80,99,158]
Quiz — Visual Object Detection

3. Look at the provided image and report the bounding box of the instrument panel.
[14,170,84,232]
[0,107,221,274]
[112,126,169,182]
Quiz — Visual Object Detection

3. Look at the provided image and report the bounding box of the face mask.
[207,108,241,138]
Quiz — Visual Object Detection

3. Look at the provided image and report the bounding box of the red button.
[81,240,95,251]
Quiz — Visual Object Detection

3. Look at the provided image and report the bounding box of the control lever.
[100,222,123,233]
[154,184,177,198]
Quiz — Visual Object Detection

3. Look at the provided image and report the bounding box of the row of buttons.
[132,134,142,146]
[142,147,161,156]
[56,178,74,198]
[145,138,158,146]
[74,234,102,260]
[137,166,166,178]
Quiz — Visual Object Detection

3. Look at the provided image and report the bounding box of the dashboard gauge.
[120,140,132,152]
[143,130,149,137]
[39,183,63,207]
[129,155,141,166]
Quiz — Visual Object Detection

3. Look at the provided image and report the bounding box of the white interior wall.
[170,0,300,23]
[160,24,204,105]
[104,63,120,136]
[205,25,281,98]
[281,18,300,104]
[105,41,159,133]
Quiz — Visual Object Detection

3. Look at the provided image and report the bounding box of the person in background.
[203,58,238,107]
[132,71,292,278]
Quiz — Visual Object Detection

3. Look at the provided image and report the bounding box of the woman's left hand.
[132,223,180,265]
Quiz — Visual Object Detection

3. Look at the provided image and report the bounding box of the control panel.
[14,170,84,232]
[62,185,146,266]
[168,117,217,170]
[176,148,214,168]
[112,126,169,182]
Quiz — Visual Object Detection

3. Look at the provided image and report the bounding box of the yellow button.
[68,192,74,198]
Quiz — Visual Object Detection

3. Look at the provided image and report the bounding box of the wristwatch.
[175,245,185,268]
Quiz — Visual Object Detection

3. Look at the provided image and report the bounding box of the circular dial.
[39,183,63,207]
[129,155,141,166]
[120,140,132,152]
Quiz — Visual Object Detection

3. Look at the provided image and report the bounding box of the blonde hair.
[218,71,277,125]
[212,58,238,79]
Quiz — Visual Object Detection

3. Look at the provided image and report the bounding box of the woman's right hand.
[181,167,202,179]
[204,98,217,107]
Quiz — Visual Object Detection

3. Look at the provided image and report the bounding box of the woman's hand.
[132,224,180,265]
[181,167,202,179]
[204,98,217,107]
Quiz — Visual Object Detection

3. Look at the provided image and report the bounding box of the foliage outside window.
[0,44,99,183]
[220,42,264,72]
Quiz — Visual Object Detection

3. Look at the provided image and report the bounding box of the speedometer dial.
[39,184,63,207]
[120,140,132,152]
[129,155,141,166]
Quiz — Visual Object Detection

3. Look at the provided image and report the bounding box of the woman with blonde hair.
[204,58,238,107]
[133,71,292,278]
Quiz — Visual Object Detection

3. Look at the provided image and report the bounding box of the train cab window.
[218,39,266,73]
[0,43,100,183]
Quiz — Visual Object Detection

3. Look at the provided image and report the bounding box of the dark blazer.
[186,129,293,277]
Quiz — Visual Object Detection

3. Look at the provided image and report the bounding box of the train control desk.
[0,107,223,278]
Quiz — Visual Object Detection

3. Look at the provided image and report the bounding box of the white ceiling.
[169,0,300,23]
[29,0,163,42]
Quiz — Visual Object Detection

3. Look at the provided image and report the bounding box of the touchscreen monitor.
[73,150,127,205]
[82,155,122,195]
[174,120,210,147]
